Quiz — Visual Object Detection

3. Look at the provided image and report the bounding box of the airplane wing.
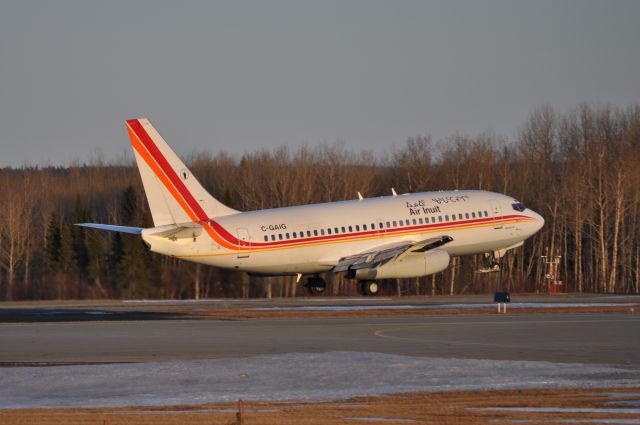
[333,235,453,273]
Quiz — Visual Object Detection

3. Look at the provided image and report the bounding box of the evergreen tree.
[85,224,107,297]
[70,196,89,276]
[45,213,62,274]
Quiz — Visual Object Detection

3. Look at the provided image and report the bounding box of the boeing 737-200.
[78,118,545,295]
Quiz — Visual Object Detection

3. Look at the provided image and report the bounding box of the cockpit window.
[512,203,526,212]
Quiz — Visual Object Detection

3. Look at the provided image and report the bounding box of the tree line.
[0,103,638,300]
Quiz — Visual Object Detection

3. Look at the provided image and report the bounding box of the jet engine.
[354,249,450,280]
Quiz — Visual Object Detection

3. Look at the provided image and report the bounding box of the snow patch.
[1,352,638,409]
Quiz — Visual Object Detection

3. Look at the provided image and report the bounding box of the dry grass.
[179,305,638,320]
[2,387,638,425]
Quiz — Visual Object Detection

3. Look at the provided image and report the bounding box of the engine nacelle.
[354,249,450,280]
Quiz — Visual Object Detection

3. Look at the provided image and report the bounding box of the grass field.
[2,387,639,425]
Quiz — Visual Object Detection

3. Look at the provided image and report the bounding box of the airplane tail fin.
[126,118,239,227]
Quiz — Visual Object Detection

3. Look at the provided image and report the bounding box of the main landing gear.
[358,280,379,296]
[305,276,326,295]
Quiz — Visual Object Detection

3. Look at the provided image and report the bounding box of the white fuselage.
[142,190,544,275]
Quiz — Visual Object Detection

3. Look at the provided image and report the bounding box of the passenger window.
[412,219,417,225]
[418,218,423,224]
[465,213,469,219]
[484,210,489,217]
[334,227,339,234]
[341,226,346,233]
[271,235,276,241]
[472,212,476,218]
[327,228,332,235]
[313,229,318,236]
[438,216,443,222]
[355,225,360,231]
[264,235,268,242]
[363,224,367,231]
[286,233,290,239]
[386,221,391,228]
[445,215,449,221]
[278,234,283,240]
[320,229,325,236]
[293,232,297,238]
[306,230,310,237]
[391,221,396,227]
[371,223,375,229]
[349,226,353,232]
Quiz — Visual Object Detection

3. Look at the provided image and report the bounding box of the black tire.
[307,277,326,295]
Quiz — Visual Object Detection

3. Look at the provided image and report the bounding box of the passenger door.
[236,227,251,258]
[489,199,503,229]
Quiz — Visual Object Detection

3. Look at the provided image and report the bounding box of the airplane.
[78,118,545,296]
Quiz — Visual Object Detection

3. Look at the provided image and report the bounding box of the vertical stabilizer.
[126,118,239,226]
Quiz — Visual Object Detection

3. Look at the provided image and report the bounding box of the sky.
[0,0,638,167]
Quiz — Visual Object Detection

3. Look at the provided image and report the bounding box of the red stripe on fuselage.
[126,125,530,253]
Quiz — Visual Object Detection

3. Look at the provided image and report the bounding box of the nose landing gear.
[477,251,501,273]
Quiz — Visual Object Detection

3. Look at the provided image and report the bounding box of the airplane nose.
[530,210,545,233]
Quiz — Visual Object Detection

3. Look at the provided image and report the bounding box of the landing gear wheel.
[358,281,379,296]
[306,277,326,295]
[364,281,379,296]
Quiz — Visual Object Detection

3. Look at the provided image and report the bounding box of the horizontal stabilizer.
[142,222,203,239]
[76,223,144,235]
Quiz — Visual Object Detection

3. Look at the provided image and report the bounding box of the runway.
[1,298,639,409]
[1,312,638,364]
